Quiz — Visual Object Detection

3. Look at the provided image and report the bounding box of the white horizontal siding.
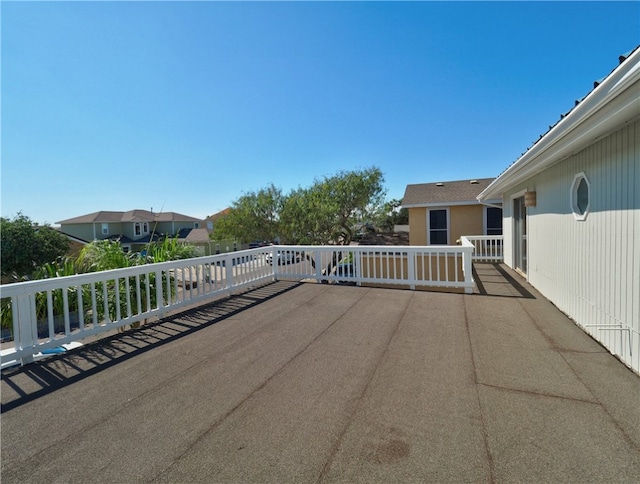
[503,119,639,373]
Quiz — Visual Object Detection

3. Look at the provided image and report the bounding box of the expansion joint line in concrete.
[315,291,416,484]
[462,295,496,484]
[515,298,640,453]
[476,381,600,405]
[149,286,374,483]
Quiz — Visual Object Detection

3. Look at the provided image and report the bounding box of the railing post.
[271,247,278,281]
[223,254,234,291]
[15,294,37,365]
[462,247,473,294]
[407,250,416,290]
[315,250,322,282]
[156,270,164,310]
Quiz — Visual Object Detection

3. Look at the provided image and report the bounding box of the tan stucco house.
[57,210,204,252]
[402,178,502,245]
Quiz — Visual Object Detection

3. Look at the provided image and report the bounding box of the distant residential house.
[57,231,87,257]
[57,210,204,252]
[477,46,640,373]
[204,208,232,232]
[402,178,502,245]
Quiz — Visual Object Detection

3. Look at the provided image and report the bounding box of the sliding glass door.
[513,196,527,273]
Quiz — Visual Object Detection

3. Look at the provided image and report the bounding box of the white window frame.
[427,208,450,245]
[134,222,149,236]
[570,172,590,221]
[101,223,109,235]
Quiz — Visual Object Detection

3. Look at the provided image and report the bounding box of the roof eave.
[478,47,640,202]
[402,199,501,209]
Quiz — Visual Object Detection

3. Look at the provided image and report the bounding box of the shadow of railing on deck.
[472,263,535,299]
[1,280,301,413]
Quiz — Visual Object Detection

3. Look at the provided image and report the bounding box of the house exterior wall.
[408,205,485,245]
[501,202,514,268]
[501,120,639,372]
[450,205,484,243]
[66,239,86,257]
[60,223,95,242]
[154,221,198,236]
[102,222,124,238]
[60,223,124,241]
[408,207,427,245]
[122,224,137,240]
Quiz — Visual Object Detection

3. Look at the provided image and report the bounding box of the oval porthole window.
[571,173,590,221]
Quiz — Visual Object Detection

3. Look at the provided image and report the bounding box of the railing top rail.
[458,237,476,248]
[462,235,504,240]
[271,244,473,252]
[0,247,278,297]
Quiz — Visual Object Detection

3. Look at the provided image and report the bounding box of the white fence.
[464,235,504,262]
[271,245,474,291]
[1,237,502,367]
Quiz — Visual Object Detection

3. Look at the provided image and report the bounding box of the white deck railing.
[464,235,504,262]
[0,237,502,367]
[271,245,474,292]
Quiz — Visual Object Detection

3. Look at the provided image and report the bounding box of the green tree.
[1,213,70,278]
[213,184,284,243]
[374,199,409,232]
[315,167,386,245]
[213,167,387,246]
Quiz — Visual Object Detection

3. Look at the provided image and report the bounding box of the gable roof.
[478,45,640,202]
[402,178,496,208]
[179,228,211,243]
[57,210,203,225]
[205,208,232,222]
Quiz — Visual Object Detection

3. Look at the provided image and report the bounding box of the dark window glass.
[486,207,503,235]
[430,230,448,245]
[430,210,447,228]
[429,209,447,244]
[577,178,589,214]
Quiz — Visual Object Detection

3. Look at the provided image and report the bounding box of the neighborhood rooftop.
[402,177,495,207]
[56,209,203,225]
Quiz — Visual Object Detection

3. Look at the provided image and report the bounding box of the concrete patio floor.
[2,263,639,483]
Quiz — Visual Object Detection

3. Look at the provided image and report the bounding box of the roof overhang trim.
[403,199,502,209]
[478,47,640,202]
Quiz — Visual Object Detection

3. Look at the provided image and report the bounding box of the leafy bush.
[1,237,196,336]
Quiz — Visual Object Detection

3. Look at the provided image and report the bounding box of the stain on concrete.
[374,438,410,464]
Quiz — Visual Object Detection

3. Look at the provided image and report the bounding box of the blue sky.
[2,1,639,225]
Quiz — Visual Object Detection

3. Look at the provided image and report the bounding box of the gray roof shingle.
[402,178,496,207]
[57,210,202,225]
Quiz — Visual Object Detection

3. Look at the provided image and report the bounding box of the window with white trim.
[428,209,448,245]
[485,207,503,235]
[571,173,590,221]
[101,223,109,235]
[134,222,149,236]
